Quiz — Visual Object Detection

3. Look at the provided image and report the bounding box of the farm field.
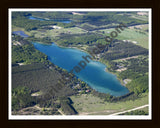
[130,14,148,21]
[70,93,148,115]
[99,26,149,49]
[30,27,87,39]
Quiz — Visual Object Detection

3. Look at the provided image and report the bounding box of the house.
[52,25,62,29]
[85,90,90,93]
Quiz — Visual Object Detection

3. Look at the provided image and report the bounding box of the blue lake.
[33,42,129,96]
[28,16,71,23]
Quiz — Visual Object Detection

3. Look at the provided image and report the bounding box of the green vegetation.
[101,42,148,61]
[12,44,48,64]
[59,97,77,115]
[127,75,148,95]
[31,12,73,20]
[12,86,36,111]
[12,35,49,64]
[100,27,148,49]
[101,54,148,95]
[70,93,148,115]
[12,12,74,31]
[75,12,147,26]
[105,55,149,95]
[119,108,148,115]
[55,33,105,47]
[11,11,149,115]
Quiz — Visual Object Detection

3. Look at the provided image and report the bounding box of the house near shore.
[85,90,90,93]
[51,25,62,29]
[122,40,138,44]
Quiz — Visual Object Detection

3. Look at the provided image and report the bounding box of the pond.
[28,16,72,23]
[12,31,29,38]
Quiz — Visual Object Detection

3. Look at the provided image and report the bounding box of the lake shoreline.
[12,29,129,96]
[104,67,126,87]
[52,41,128,89]
[33,41,129,96]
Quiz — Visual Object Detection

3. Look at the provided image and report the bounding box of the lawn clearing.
[100,27,149,49]
[70,93,148,115]
[30,27,87,39]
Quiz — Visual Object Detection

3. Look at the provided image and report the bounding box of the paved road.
[58,109,65,115]
[79,104,149,115]
[109,104,149,115]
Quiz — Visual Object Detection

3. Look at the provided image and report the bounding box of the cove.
[33,42,129,96]
[12,31,29,38]
[28,16,71,23]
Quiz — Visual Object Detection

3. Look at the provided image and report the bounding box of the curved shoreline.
[52,42,128,89]
[105,67,126,87]
[13,28,129,95]
[36,41,129,93]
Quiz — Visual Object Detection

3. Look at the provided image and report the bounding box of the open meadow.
[99,25,148,49]
[70,93,148,115]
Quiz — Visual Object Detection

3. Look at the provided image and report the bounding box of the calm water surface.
[28,16,71,23]
[33,42,129,96]
[12,31,29,38]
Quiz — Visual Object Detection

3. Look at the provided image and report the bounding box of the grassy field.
[31,27,87,39]
[139,106,149,112]
[99,27,149,49]
[70,93,148,115]
[128,24,148,31]
[130,15,148,22]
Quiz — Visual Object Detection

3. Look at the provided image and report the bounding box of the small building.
[52,25,61,29]
[85,90,90,93]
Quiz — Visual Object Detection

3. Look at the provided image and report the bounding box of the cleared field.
[99,27,149,49]
[139,106,149,112]
[31,27,87,39]
[117,13,148,22]
[130,15,148,22]
[70,93,148,115]
[128,24,148,31]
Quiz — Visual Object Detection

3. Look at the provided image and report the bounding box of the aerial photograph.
[9,9,151,119]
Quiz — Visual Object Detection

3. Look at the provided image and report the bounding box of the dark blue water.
[28,16,71,23]
[12,31,29,38]
[33,42,129,96]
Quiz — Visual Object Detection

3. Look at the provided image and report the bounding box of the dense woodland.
[31,12,147,26]
[12,12,147,31]
[98,42,149,95]
[12,86,36,111]
[12,37,92,113]
[54,33,106,47]
[101,42,148,61]
[12,12,75,31]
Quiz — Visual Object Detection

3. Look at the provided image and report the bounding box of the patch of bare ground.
[119,55,139,61]
[116,68,127,72]
[17,63,25,66]
[123,79,131,85]
[79,110,117,115]
[128,24,148,30]
[13,105,53,115]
